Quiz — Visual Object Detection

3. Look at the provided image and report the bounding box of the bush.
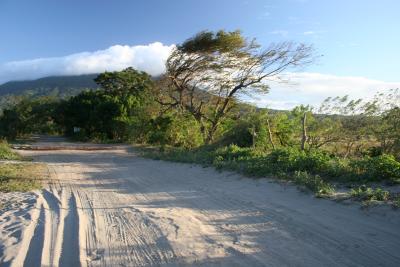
[350,154,400,183]
[293,171,334,196]
[350,186,390,201]
[215,121,253,147]
[265,148,331,174]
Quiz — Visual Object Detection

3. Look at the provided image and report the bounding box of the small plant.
[350,155,400,183]
[350,185,390,202]
[293,171,334,197]
[0,140,22,160]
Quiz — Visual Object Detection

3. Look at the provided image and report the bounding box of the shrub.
[216,121,253,147]
[350,154,400,183]
[293,171,334,196]
[265,148,331,174]
[213,145,257,161]
[350,186,390,201]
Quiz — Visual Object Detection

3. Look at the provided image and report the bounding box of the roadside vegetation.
[0,141,45,192]
[0,163,45,192]
[0,140,22,160]
[0,30,399,204]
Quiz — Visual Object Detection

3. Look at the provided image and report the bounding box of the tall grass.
[0,140,22,160]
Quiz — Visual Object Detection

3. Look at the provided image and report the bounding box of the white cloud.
[247,72,400,110]
[1,46,399,112]
[0,42,175,84]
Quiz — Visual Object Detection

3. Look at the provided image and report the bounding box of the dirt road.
[3,139,400,266]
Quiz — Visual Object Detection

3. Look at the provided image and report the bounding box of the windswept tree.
[158,30,314,143]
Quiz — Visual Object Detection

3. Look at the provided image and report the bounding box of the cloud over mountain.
[0,42,174,84]
[1,44,399,110]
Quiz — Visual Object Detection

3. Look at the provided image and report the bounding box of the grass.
[0,163,47,192]
[0,140,22,160]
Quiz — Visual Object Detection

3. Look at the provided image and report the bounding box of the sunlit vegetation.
[0,163,46,192]
[0,30,399,199]
[0,140,22,160]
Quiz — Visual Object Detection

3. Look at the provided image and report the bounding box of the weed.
[350,185,390,202]
[0,140,22,160]
[0,163,46,192]
[293,171,334,197]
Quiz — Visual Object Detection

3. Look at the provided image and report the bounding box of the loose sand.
[1,139,400,266]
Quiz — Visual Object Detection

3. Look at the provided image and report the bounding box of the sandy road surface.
[2,139,400,266]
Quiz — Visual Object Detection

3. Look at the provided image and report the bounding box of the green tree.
[158,30,314,143]
[57,68,155,141]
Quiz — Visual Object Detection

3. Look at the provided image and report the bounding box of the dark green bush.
[350,154,400,183]
[265,148,331,174]
[350,186,390,201]
[216,121,253,147]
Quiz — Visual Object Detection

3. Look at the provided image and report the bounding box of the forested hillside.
[0,74,99,97]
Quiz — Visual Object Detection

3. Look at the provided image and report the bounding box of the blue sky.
[0,0,399,108]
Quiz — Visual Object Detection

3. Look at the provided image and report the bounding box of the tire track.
[23,204,45,267]
[12,144,400,267]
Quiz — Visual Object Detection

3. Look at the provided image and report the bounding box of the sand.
[1,139,400,266]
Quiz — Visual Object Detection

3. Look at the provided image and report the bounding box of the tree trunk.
[205,122,218,145]
[266,118,275,150]
[344,141,354,159]
[301,112,307,151]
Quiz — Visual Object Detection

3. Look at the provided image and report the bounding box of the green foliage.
[216,120,253,147]
[0,74,99,99]
[146,143,400,198]
[0,141,22,160]
[0,96,60,139]
[55,68,154,142]
[350,154,400,183]
[293,171,334,196]
[265,148,331,174]
[147,113,204,148]
[350,186,390,202]
[94,67,153,97]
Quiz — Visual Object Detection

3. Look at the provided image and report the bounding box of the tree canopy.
[158,30,314,142]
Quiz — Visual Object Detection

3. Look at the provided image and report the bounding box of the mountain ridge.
[0,74,100,97]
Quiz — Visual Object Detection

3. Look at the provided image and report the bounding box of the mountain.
[0,74,100,98]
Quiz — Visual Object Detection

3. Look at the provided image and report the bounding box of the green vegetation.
[350,186,390,202]
[0,141,43,192]
[0,163,45,192]
[0,140,22,160]
[0,74,98,98]
[0,29,399,201]
[143,144,400,197]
